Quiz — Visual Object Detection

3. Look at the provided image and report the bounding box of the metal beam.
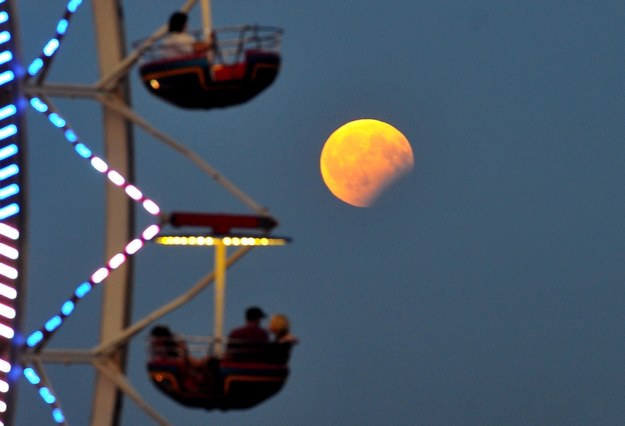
[90,2,134,425]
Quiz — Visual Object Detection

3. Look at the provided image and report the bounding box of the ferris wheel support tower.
[90,1,134,425]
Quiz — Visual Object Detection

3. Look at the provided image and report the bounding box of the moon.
[320,119,414,207]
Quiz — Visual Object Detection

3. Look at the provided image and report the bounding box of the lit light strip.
[23,95,163,350]
[22,367,65,423]
[0,4,19,423]
[154,235,291,247]
[27,97,160,217]
[24,223,161,348]
[26,0,85,79]
[20,3,162,422]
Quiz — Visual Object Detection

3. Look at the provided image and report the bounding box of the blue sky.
[13,1,625,425]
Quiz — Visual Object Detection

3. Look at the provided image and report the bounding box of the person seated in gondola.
[226,306,270,361]
[161,11,211,59]
[149,324,188,360]
[267,313,298,364]
[149,325,221,395]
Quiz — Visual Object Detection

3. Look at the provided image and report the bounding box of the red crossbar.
[169,212,277,234]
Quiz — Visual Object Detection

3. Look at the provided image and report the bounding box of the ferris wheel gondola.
[146,212,293,410]
[138,1,282,109]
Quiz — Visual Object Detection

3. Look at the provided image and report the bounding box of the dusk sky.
[12,1,625,425]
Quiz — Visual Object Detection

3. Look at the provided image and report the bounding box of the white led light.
[142,224,160,240]
[91,267,109,284]
[0,324,14,339]
[0,263,16,279]
[0,243,18,260]
[107,170,125,186]
[108,253,126,270]
[124,185,142,200]
[0,224,18,240]
[90,156,108,173]
[0,303,15,319]
[142,199,160,215]
[125,239,143,255]
[0,283,16,300]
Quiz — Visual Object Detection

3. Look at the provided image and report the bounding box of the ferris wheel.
[0,1,291,424]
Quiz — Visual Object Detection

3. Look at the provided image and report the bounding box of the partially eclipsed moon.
[320,119,414,207]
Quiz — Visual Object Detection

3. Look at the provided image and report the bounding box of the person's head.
[269,314,290,337]
[245,306,266,324]
[151,325,173,338]
[168,11,188,33]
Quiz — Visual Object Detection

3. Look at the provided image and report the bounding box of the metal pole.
[214,241,226,356]
[200,0,213,42]
[91,2,133,425]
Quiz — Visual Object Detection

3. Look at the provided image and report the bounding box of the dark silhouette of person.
[226,306,269,361]
[161,11,210,58]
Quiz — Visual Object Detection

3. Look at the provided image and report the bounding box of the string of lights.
[16,1,164,422]
[25,0,83,80]
[0,1,22,424]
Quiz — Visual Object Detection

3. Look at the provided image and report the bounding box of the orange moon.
[320,119,414,207]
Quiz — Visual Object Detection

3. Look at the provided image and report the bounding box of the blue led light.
[52,408,65,423]
[29,97,48,113]
[0,164,18,180]
[28,58,43,77]
[0,51,12,66]
[23,368,41,385]
[64,129,77,142]
[26,331,43,348]
[0,70,14,86]
[0,104,16,120]
[0,203,19,220]
[43,38,60,57]
[75,282,91,298]
[74,143,91,159]
[44,316,62,332]
[39,387,56,404]
[0,143,17,160]
[68,0,83,13]
[0,184,19,200]
[61,300,74,316]
[48,113,66,128]
[0,31,10,45]
[0,124,16,140]
[56,19,69,35]
[0,12,8,25]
